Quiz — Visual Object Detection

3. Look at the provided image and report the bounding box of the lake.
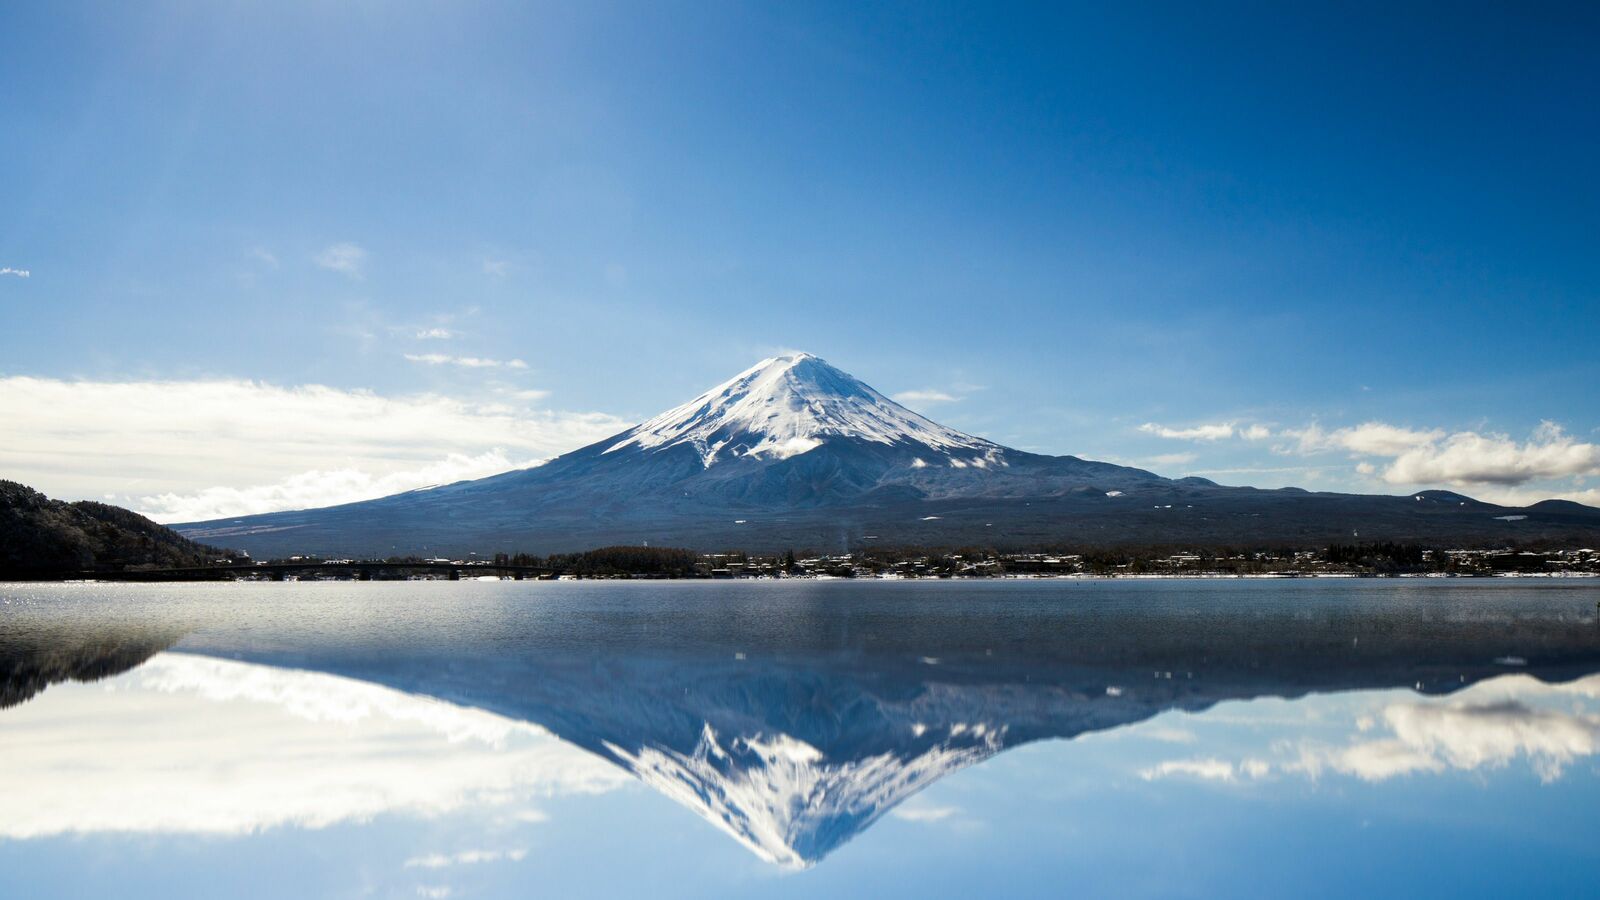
[3,579,1599,898]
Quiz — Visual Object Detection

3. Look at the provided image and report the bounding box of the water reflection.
[1129,672,1600,788]
[1291,674,1600,782]
[0,653,625,840]
[2,581,1599,876]
[0,619,180,708]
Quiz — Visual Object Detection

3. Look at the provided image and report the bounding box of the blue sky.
[1,1,1597,518]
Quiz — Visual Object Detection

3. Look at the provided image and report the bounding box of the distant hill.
[176,354,1600,557]
[0,480,232,578]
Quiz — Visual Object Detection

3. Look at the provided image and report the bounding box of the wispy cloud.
[1140,421,1238,442]
[1146,452,1197,468]
[482,258,510,277]
[0,266,30,278]
[1140,422,1274,442]
[1140,726,1199,744]
[893,389,960,406]
[405,848,528,869]
[1282,422,1444,457]
[1138,757,1251,782]
[415,328,455,340]
[248,247,279,268]
[314,242,366,278]
[405,353,527,369]
[890,803,960,822]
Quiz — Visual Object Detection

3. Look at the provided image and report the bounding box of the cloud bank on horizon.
[0,376,628,521]
[1140,418,1600,508]
[1,368,1595,522]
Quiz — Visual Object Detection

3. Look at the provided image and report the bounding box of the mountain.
[176,354,1600,557]
[0,480,233,578]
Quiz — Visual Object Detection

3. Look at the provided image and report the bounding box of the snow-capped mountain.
[178,353,1600,557]
[603,353,1004,469]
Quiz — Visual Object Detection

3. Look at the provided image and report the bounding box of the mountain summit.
[603,353,1000,468]
[177,355,1600,556]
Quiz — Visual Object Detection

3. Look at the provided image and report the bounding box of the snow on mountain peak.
[604,721,1003,867]
[603,353,1000,466]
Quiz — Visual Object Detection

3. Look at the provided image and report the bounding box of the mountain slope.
[175,354,1600,556]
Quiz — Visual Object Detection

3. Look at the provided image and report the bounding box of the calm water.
[3,579,1599,898]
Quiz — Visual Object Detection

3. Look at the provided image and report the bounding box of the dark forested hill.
[0,480,231,578]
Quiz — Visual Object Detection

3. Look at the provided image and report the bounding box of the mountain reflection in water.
[2,579,1599,871]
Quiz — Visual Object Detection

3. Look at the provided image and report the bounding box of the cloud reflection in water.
[0,653,627,840]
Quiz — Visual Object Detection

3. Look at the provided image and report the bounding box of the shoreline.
[12,570,1599,585]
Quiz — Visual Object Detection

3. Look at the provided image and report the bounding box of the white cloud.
[892,389,960,406]
[1241,424,1272,441]
[314,242,366,277]
[138,450,538,521]
[1140,726,1198,744]
[405,353,528,369]
[1147,452,1198,468]
[1382,422,1600,486]
[1140,422,1237,442]
[405,848,528,869]
[416,327,454,340]
[1286,422,1445,457]
[0,377,629,521]
[890,803,959,822]
[1238,758,1271,779]
[1138,757,1240,782]
[0,653,628,840]
[0,266,30,278]
[1284,420,1600,496]
[248,247,279,268]
[482,258,510,277]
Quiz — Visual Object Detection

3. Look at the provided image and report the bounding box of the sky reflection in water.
[2,579,1598,898]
